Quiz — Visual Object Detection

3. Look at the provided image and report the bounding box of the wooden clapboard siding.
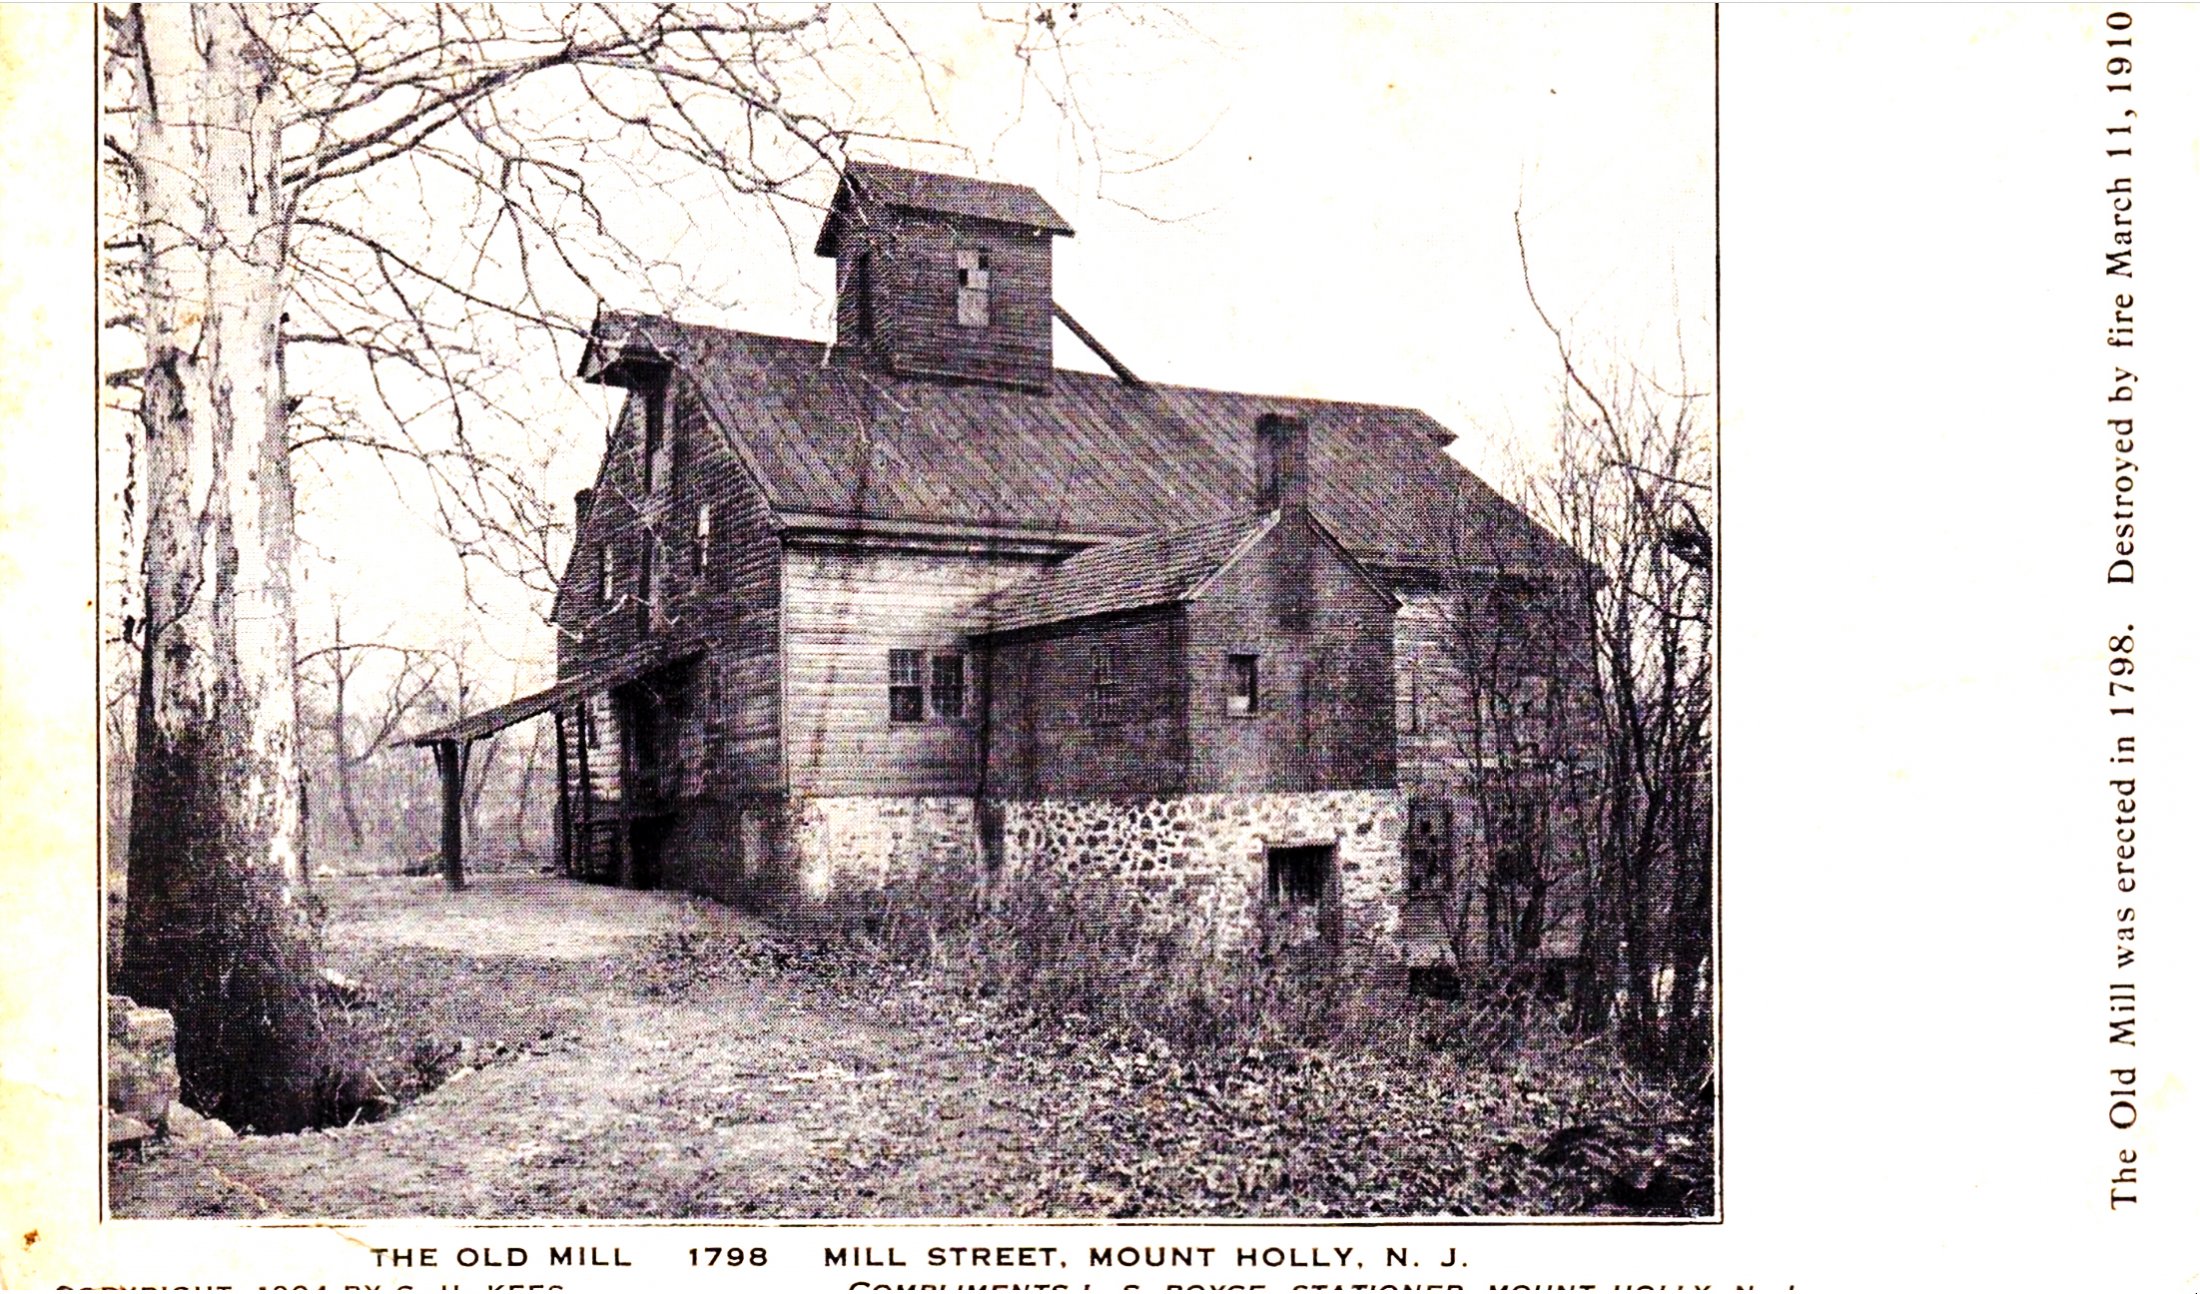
[1389,577,1600,963]
[1393,593,1475,793]
[782,541,1052,795]
[1391,578,1598,795]
[554,368,783,792]
[1185,511,1397,793]
[977,510,1394,801]
[983,607,1191,799]
[855,212,1055,390]
[562,690,624,811]
[558,690,628,882]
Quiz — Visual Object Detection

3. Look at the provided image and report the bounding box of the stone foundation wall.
[731,790,1407,978]
[107,995,179,1144]
[783,794,980,906]
[996,789,1407,967]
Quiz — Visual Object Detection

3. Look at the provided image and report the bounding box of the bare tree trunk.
[326,616,369,854]
[332,729,368,853]
[115,3,326,1133]
[1663,768,1714,1079]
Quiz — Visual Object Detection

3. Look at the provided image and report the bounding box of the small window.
[1407,797,1452,893]
[930,652,965,720]
[1478,674,1553,749]
[1227,654,1260,717]
[1266,845,1331,906]
[598,546,615,605]
[889,649,924,723]
[642,387,673,494]
[693,504,712,576]
[1089,643,1122,724]
[955,249,990,327]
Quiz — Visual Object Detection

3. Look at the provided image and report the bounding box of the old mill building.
[415,163,1596,979]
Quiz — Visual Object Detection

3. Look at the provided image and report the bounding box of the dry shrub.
[860,864,1394,1056]
[830,848,1666,1084]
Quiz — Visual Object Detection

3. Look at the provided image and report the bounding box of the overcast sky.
[294,4,1714,702]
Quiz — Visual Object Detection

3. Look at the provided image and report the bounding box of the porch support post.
[553,710,573,877]
[574,702,594,880]
[435,737,466,891]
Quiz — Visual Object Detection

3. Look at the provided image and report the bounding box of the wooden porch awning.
[405,643,700,892]
[407,644,694,747]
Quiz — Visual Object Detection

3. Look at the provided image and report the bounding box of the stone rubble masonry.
[164,1101,237,1143]
[764,789,1408,974]
[106,995,179,1140]
[998,790,1408,968]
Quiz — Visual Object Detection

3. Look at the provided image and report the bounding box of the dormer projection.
[816,162,1074,391]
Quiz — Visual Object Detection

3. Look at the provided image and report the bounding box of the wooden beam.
[435,738,466,891]
[1052,303,1144,388]
[574,703,594,880]
[553,709,573,878]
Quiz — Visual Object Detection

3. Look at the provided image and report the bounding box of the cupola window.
[955,249,990,327]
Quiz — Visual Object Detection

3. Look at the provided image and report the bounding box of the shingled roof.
[815,162,1076,256]
[582,312,1581,577]
[972,511,1276,635]
[409,643,699,745]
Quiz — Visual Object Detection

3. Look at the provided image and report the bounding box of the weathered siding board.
[1393,594,1476,792]
[1186,516,1397,794]
[1392,580,1597,793]
[782,542,1052,795]
[574,691,624,804]
[1391,579,1599,964]
[983,607,1191,799]
[554,371,784,793]
[832,212,1055,390]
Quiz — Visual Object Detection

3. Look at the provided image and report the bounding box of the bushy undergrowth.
[273,873,1711,1216]
[863,871,1348,1052]
[812,867,1715,1216]
[863,867,1547,1061]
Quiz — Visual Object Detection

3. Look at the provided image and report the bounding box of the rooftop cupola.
[815,162,1074,391]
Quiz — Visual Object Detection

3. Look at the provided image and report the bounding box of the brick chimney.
[1257,413,1314,632]
[574,487,594,532]
[1256,413,1309,515]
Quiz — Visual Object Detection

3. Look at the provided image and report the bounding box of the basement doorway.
[1264,843,1341,956]
[1266,844,1333,906]
[627,815,669,891]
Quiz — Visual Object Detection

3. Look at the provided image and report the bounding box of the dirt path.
[112,876,1043,1218]
[111,875,1711,1219]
